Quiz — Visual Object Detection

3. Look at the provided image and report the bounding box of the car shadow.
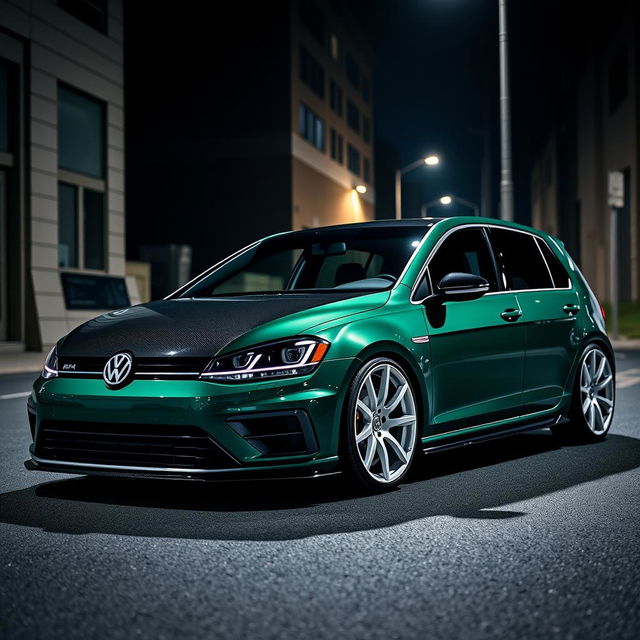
[1,432,639,541]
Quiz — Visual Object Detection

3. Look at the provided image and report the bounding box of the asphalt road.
[1,354,639,640]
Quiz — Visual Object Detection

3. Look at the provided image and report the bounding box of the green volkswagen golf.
[26,217,615,490]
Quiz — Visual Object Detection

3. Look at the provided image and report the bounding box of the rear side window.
[489,229,553,290]
[428,228,499,292]
[536,238,571,288]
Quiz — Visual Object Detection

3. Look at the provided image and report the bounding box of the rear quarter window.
[536,238,571,288]
[489,228,553,290]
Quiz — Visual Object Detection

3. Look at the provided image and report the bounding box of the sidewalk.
[2,337,640,376]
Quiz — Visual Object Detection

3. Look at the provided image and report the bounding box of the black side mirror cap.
[436,272,490,301]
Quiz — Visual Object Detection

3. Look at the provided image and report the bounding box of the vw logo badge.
[103,352,134,388]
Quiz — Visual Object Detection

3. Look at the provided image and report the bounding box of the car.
[25,216,615,491]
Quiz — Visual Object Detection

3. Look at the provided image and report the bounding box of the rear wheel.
[342,358,419,491]
[553,344,615,442]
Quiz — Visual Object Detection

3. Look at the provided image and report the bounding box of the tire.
[342,357,420,491]
[552,343,615,443]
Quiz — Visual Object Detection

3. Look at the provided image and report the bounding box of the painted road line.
[617,368,640,389]
[0,391,31,400]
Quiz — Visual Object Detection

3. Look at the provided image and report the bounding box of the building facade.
[530,2,639,305]
[0,0,136,354]
[291,0,374,228]
[125,0,375,282]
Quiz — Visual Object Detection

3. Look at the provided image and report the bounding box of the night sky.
[371,0,589,222]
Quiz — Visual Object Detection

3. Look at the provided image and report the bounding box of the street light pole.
[395,155,440,220]
[498,0,514,221]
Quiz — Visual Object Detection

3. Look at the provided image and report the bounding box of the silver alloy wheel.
[354,363,417,484]
[580,347,615,435]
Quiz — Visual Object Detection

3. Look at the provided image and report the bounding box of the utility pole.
[498,0,514,221]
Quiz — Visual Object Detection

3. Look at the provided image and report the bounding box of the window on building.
[345,52,359,89]
[329,79,343,116]
[330,128,343,164]
[299,103,324,151]
[608,45,628,114]
[299,0,325,45]
[58,85,105,178]
[362,116,371,143]
[58,85,106,271]
[346,100,360,133]
[363,157,370,183]
[300,46,325,99]
[58,0,108,34]
[362,76,371,103]
[347,143,360,175]
[58,183,106,270]
[330,33,340,62]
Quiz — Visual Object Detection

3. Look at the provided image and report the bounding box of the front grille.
[35,420,238,469]
[57,356,210,380]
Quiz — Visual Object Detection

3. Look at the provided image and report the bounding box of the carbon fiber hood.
[58,294,367,358]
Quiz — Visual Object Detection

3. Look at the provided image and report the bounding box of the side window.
[428,228,499,292]
[489,229,553,290]
[536,238,571,288]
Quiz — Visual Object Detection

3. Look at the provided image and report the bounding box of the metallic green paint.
[28,216,611,481]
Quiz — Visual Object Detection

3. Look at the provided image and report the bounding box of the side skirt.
[422,415,569,455]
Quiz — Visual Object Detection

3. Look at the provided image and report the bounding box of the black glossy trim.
[422,415,568,454]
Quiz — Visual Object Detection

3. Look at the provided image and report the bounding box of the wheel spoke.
[385,383,408,412]
[378,365,390,406]
[365,375,377,409]
[592,400,605,432]
[363,436,377,469]
[581,360,591,385]
[384,432,409,465]
[594,356,606,382]
[357,399,373,419]
[356,424,372,444]
[582,394,591,413]
[588,401,595,429]
[377,439,391,481]
[596,395,613,407]
[386,414,416,429]
[595,375,612,391]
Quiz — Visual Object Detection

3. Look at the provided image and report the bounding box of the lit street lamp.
[395,154,440,219]
[421,194,480,217]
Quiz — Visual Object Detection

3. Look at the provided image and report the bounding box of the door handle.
[500,308,522,322]
[563,303,581,316]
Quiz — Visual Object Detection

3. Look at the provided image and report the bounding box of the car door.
[417,226,526,433]
[487,228,581,414]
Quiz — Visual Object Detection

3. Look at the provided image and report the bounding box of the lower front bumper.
[25,453,341,482]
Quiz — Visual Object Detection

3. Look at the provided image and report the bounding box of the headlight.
[42,345,58,379]
[200,338,330,383]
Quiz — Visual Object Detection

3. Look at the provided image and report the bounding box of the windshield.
[178,226,426,297]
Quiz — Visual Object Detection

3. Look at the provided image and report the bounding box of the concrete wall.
[0,0,131,350]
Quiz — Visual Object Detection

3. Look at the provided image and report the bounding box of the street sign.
[608,170,625,208]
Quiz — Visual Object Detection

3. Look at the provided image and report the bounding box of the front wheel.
[554,344,615,442]
[342,358,419,491]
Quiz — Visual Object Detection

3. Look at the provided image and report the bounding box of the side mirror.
[436,272,489,301]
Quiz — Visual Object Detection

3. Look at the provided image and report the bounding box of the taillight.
[599,302,606,321]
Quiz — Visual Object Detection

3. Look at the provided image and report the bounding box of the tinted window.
[181,227,425,297]
[428,228,498,292]
[536,238,570,288]
[489,229,553,290]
